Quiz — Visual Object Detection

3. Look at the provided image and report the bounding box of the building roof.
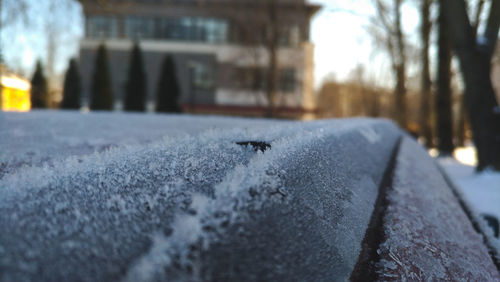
[78,0,321,16]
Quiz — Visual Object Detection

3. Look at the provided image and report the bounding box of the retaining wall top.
[0,111,497,281]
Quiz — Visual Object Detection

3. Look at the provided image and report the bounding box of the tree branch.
[484,0,500,56]
[473,0,485,35]
[374,0,395,35]
[441,0,475,58]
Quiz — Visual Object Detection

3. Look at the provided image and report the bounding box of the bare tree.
[435,2,454,154]
[226,0,309,117]
[1,0,80,107]
[348,64,381,117]
[230,0,280,117]
[0,0,29,31]
[317,79,342,118]
[456,0,484,147]
[264,0,279,117]
[441,0,500,170]
[419,0,433,147]
[454,82,468,147]
[0,0,29,68]
[317,77,389,120]
[48,0,80,105]
[372,0,408,129]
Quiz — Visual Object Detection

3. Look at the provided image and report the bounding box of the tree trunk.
[463,53,500,170]
[442,0,500,170]
[266,0,278,118]
[267,42,278,117]
[369,89,380,117]
[436,4,454,155]
[419,0,433,147]
[456,93,467,147]
[394,65,407,128]
[394,0,407,129]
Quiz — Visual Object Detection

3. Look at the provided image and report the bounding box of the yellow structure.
[1,74,31,112]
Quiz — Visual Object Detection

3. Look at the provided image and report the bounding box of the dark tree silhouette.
[156,55,181,113]
[90,44,113,110]
[124,42,146,111]
[30,60,48,108]
[419,0,433,147]
[61,58,81,109]
[435,2,454,155]
[442,0,500,170]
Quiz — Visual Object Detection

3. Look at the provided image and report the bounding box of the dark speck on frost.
[236,141,272,152]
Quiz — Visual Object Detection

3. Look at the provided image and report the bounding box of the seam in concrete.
[349,136,402,281]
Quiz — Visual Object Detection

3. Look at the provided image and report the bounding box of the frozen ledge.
[375,137,499,280]
[0,112,497,281]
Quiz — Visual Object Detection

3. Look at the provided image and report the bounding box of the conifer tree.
[90,44,113,110]
[156,55,181,112]
[30,60,48,108]
[124,42,146,111]
[61,58,81,109]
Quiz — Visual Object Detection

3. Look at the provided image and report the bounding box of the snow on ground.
[438,147,500,229]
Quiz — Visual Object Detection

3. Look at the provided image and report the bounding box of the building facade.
[78,0,320,118]
[0,65,31,112]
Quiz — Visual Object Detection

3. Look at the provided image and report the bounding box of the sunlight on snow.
[454,146,477,167]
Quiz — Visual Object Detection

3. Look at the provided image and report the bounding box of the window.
[205,18,228,43]
[276,25,301,47]
[152,17,228,43]
[157,18,183,40]
[87,15,229,44]
[280,68,296,92]
[181,18,193,40]
[235,67,296,93]
[290,26,300,47]
[278,27,290,46]
[190,63,215,90]
[125,17,155,39]
[86,16,118,38]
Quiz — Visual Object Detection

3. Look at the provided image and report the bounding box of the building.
[0,66,31,112]
[78,0,320,119]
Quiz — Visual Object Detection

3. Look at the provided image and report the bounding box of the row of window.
[190,65,296,93]
[86,15,302,47]
[236,67,297,92]
[86,16,229,43]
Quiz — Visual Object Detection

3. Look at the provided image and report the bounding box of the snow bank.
[0,111,401,281]
[439,157,500,230]
[438,157,500,265]
[377,137,500,280]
